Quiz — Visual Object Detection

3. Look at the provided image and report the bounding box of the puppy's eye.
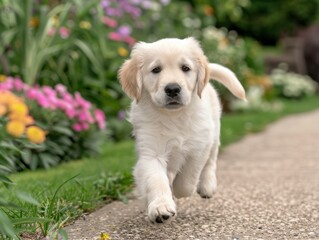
[181,65,190,72]
[151,66,162,74]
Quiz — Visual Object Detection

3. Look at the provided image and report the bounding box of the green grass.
[4,95,319,236]
[221,96,319,146]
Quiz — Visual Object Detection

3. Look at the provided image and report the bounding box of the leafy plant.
[270,68,318,99]
[0,76,107,172]
[93,172,133,204]
[0,173,50,239]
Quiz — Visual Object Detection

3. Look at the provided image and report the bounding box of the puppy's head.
[118,37,209,110]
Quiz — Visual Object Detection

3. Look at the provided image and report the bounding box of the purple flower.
[101,0,110,9]
[106,7,123,17]
[118,110,126,120]
[141,0,152,9]
[160,0,170,5]
[117,25,131,36]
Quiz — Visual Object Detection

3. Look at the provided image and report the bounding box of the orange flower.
[203,5,214,16]
[24,116,35,125]
[26,126,46,144]
[0,104,7,116]
[0,91,22,105]
[29,17,39,28]
[6,121,25,137]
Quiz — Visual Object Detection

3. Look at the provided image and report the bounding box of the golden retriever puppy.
[118,38,245,223]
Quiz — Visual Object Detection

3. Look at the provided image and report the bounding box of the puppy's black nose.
[165,83,181,98]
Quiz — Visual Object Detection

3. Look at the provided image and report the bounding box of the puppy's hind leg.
[197,141,219,198]
[172,149,210,199]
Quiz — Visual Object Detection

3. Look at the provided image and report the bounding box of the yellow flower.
[6,120,25,137]
[9,102,28,117]
[79,21,92,30]
[26,126,46,144]
[52,15,59,27]
[118,47,128,57]
[0,104,7,116]
[100,232,110,240]
[0,75,6,82]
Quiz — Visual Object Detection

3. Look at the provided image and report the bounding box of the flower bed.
[0,76,106,172]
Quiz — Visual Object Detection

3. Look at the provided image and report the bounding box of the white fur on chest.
[129,95,217,163]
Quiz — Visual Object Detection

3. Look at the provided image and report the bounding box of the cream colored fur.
[118,37,245,223]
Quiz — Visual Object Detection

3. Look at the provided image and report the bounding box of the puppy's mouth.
[165,99,183,109]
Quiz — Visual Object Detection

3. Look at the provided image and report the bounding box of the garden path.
[66,109,319,240]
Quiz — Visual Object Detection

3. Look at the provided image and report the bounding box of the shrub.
[270,69,318,99]
[214,0,319,44]
[0,76,106,172]
[0,0,171,116]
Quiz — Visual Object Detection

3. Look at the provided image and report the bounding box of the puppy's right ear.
[118,57,142,102]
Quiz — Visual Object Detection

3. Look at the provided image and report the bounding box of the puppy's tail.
[208,63,246,100]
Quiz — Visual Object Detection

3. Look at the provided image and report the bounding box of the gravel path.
[66,110,319,240]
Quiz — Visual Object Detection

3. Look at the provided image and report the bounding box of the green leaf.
[0,200,20,209]
[58,228,68,240]
[11,217,51,225]
[0,141,20,152]
[51,126,74,136]
[0,175,14,185]
[0,209,17,238]
[16,192,40,206]
[21,149,32,165]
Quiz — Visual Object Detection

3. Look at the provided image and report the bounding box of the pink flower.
[0,77,13,91]
[102,16,117,28]
[81,122,89,131]
[26,88,40,100]
[36,93,50,108]
[59,27,70,39]
[72,123,82,132]
[55,84,67,95]
[47,95,58,110]
[108,32,136,46]
[124,36,136,46]
[94,109,106,129]
[43,86,56,98]
[78,110,94,124]
[75,92,91,109]
[108,32,123,42]
[13,78,24,91]
[66,108,76,118]
[62,92,74,103]
[47,27,56,36]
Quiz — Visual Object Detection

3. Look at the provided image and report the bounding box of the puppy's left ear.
[196,54,210,98]
[185,37,210,98]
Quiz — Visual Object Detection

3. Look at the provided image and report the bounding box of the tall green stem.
[22,0,32,85]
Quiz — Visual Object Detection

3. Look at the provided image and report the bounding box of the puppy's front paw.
[197,174,217,199]
[148,197,176,223]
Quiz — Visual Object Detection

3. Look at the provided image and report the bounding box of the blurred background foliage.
[0,0,318,152]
